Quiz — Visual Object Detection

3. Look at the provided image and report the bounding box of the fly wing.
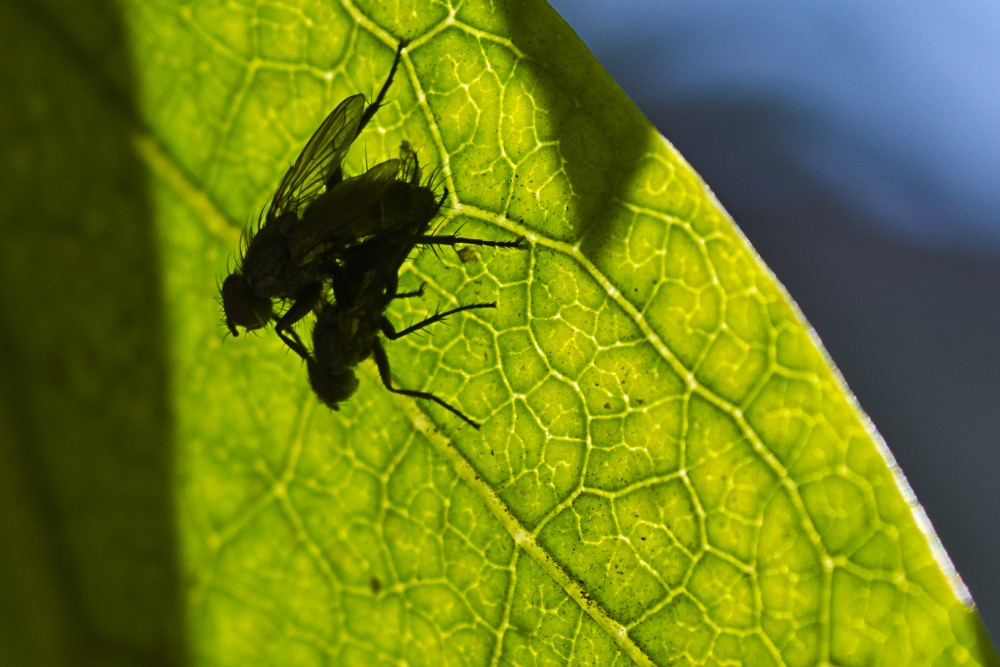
[265,94,366,222]
[289,158,403,264]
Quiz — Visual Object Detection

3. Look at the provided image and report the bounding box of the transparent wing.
[290,158,403,263]
[266,93,366,221]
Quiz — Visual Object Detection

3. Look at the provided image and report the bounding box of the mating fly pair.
[220,41,525,428]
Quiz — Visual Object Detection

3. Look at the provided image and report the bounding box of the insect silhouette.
[221,42,414,348]
[290,230,498,429]
[220,41,527,426]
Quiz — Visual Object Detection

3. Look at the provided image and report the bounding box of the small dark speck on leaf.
[458,246,481,264]
[371,577,381,595]
[604,402,610,410]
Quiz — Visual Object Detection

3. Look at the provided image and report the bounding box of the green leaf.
[2,0,996,665]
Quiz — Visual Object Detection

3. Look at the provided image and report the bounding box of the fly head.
[221,273,274,336]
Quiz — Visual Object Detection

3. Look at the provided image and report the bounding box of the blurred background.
[550,0,1000,642]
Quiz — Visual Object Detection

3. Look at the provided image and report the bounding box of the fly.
[221,42,410,348]
[221,41,528,426]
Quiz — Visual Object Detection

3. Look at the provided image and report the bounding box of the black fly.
[221,40,528,427]
[221,42,410,348]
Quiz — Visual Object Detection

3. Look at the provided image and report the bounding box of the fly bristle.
[424,165,445,192]
[235,217,259,267]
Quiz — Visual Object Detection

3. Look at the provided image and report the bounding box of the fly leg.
[325,41,408,189]
[376,302,497,427]
[274,281,322,359]
[279,327,311,361]
[394,282,426,300]
[357,41,408,134]
[380,303,496,339]
[371,338,480,429]
[413,234,528,251]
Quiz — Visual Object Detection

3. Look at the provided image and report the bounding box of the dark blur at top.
[550,0,1000,644]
